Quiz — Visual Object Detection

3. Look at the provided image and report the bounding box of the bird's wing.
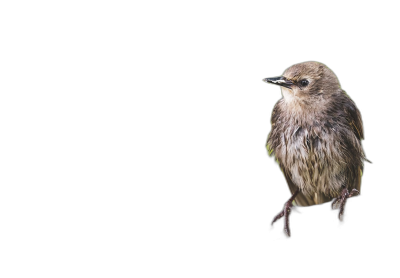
[343,92,364,140]
[342,92,371,164]
[342,91,368,189]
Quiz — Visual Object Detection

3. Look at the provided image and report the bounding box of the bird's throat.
[281,87,296,103]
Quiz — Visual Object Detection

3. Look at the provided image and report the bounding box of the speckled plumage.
[264,61,368,235]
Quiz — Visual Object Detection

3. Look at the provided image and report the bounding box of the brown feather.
[266,62,368,206]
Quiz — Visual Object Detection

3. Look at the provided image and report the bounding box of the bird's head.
[263,61,341,109]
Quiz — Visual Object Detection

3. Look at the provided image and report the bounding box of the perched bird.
[263,61,369,237]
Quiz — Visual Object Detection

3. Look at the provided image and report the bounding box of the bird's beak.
[263,76,293,89]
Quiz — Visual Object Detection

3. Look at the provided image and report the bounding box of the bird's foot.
[331,188,359,221]
[271,198,298,238]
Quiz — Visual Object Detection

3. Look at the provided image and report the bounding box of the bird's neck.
[279,97,332,124]
[280,87,339,120]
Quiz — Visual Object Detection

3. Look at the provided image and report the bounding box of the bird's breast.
[273,123,344,196]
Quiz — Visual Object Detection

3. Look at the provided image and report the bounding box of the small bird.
[263,61,369,237]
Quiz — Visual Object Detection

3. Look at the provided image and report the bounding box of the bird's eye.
[300,79,309,87]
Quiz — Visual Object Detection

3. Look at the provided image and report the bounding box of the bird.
[263,61,369,237]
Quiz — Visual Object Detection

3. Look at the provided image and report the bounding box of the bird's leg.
[271,189,300,237]
[331,187,359,220]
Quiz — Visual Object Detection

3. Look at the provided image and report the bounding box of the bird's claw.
[271,200,294,237]
[348,189,360,198]
[331,188,359,221]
